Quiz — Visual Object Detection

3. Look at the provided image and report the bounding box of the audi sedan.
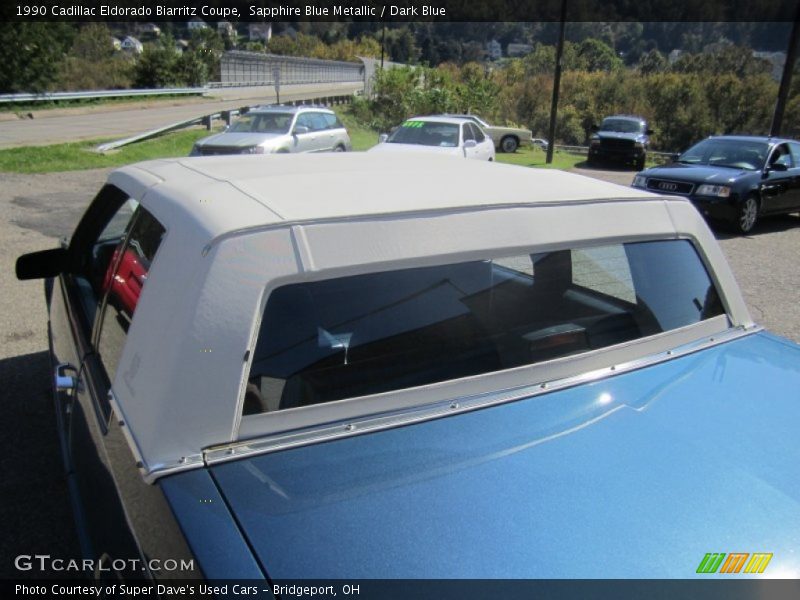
[632,135,800,234]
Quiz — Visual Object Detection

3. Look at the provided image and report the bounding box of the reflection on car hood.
[210,333,800,578]
[644,163,752,185]
[196,132,284,148]
[367,143,462,156]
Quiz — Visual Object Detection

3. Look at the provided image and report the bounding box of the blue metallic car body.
[197,332,800,579]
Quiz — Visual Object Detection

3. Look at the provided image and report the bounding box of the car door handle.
[54,363,81,393]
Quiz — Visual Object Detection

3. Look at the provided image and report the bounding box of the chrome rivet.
[345,424,355,432]
[610,365,616,371]
[540,383,548,389]
[450,402,459,409]
[666,350,673,355]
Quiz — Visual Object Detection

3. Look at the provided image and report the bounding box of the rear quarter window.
[243,239,724,415]
[96,208,166,383]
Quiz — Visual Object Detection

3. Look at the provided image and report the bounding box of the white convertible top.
[104,154,753,482]
[110,153,655,245]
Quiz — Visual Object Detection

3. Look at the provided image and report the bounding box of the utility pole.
[770,10,800,137]
[546,0,568,164]
[381,24,386,69]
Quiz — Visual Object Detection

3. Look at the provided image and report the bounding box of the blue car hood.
[644,162,753,185]
[211,333,800,578]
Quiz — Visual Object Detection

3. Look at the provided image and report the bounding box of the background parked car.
[190,105,351,156]
[368,116,495,161]
[437,114,534,153]
[633,136,800,234]
[588,115,652,170]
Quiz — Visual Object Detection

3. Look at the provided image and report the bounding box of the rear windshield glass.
[244,240,724,415]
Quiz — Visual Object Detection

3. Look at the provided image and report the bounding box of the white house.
[188,17,209,31]
[248,23,272,43]
[120,36,143,54]
[486,39,502,61]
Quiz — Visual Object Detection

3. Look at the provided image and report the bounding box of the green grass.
[336,107,381,151]
[0,128,216,173]
[495,146,587,169]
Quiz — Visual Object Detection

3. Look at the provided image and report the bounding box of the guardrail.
[0,87,206,104]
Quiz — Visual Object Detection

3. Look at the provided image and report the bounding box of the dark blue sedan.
[633,135,800,234]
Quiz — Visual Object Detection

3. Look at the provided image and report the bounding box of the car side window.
[790,142,800,166]
[770,144,793,168]
[95,208,166,384]
[295,113,313,131]
[306,112,326,131]
[472,124,486,143]
[463,124,476,142]
[323,113,343,130]
[65,186,141,337]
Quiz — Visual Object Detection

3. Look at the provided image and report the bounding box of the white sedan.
[368,116,495,161]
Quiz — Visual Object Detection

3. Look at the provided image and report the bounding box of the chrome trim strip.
[107,390,205,484]
[202,325,762,468]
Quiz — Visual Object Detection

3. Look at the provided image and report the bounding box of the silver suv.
[190,105,352,156]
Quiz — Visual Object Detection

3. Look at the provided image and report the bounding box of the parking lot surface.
[1,163,798,577]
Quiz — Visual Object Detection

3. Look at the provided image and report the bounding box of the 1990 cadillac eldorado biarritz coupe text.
[16,154,800,584]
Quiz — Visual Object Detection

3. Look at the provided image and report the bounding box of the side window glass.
[96,208,165,384]
[770,144,793,168]
[310,113,328,131]
[463,124,476,142]
[790,142,800,166]
[473,125,486,143]
[73,195,139,331]
[323,113,343,130]
[295,114,311,131]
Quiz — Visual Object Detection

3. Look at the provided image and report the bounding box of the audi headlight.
[634,141,644,148]
[632,174,647,188]
[590,137,600,147]
[696,184,731,197]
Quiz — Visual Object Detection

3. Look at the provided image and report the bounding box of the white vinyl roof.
[110,153,657,245]
[103,153,752,482]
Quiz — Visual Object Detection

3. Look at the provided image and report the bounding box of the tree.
[577,38,623,72]
[134,40,180,88]
[638,49,667,74]
[58,24,133,90]
[0,22,73,92]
